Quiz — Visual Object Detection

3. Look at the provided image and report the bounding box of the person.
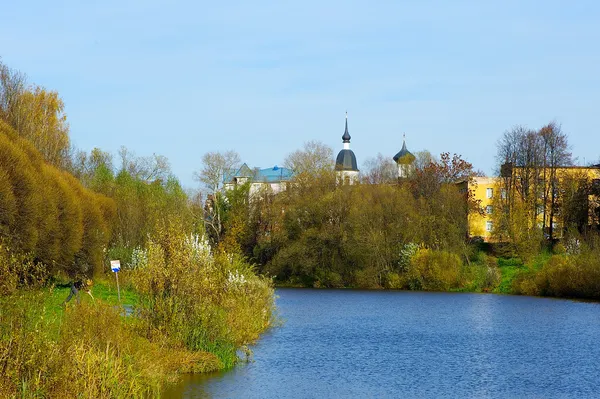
[63,278,94,305]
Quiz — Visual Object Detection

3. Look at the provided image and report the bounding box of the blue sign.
[110,260,121,272]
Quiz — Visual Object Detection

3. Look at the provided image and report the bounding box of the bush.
[535,253,600,299]
[132,222,274,368]
[0,242,47,295]
[405,249,462,291]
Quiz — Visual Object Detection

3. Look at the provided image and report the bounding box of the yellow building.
[461,166,600,242]
[458,177,500,242]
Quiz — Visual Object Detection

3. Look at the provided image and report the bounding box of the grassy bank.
[271,244,600,302]
[0,225,275,398]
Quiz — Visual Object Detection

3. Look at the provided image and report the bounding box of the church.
[334,112,415,183]
[224,112,416,192]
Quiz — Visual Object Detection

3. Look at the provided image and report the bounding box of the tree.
[0,62,70,168]
[284,140,333,177]
[414,150,435,171]
[194,150,241,193]
[411,152,480,198]
[194,150,241,246]
[540,122,571,241]
[495,125,545,244]
[361,153,397,184]
[494,122,572,250]
[118,146,171,183]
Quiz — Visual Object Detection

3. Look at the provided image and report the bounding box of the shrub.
[405,249,462,291]
[132,222,274,368]
[535,253,600,299]
[0,242,47,295]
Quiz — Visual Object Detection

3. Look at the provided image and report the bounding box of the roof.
[254,165,294,183]
[335,149,358,171]
[393,140,416,164]
[223,164,294,184]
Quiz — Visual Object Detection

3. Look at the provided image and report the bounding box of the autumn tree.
[0,61,70,168]
[0,119,114,276]
[411,152,480,199]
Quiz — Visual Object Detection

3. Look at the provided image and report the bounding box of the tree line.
[1,60,205,277]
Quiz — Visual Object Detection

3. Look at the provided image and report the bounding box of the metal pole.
[115,271,121,302]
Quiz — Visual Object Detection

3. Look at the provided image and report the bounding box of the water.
[166,289,600,398]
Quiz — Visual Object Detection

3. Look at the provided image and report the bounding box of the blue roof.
[223,164,294,184]
[255,165,294,183]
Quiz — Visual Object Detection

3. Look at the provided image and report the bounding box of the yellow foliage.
[0,119,115,277]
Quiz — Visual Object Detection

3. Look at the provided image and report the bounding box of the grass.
[492,252,553,294]
[494,261,523,294]
[0,280,222,398]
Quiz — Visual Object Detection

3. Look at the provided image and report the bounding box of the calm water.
[166,289,600,398]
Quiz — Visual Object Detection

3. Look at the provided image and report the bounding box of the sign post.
[110,260,121,302]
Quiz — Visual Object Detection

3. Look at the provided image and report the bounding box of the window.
[486,205,493,215]
[486,188,493,199]
[486,221,493,232]
[500,188,507,199]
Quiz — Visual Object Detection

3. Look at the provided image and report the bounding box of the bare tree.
[361,153,397,184]
[414,150,436,172]
[193,150,241,245]
[194,150,241,193]
[540,121,571,241]
[284,140,333,177]
[118,146,171,183]
[494,122,572,246]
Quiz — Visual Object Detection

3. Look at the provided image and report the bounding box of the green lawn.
[494,258,524,294]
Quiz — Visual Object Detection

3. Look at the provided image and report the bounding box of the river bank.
[271,246,600,302]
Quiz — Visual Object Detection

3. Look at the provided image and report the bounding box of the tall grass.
[0,288,224,398]
[132,222,275,368]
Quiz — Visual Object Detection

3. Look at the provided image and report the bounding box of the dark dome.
[393,141,415,164]
[335,149,358,171]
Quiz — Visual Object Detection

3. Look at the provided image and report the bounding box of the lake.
[166,289,600,398]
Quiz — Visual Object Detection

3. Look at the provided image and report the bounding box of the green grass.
[52,278,139,308]
[494,258,524,294]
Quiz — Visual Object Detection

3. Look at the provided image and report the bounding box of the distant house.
[223,163,294,196]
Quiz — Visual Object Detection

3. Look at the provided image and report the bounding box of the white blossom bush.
[129,247,148,269]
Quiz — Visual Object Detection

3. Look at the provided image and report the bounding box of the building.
[393,136,416,179]
[224,163,294,196]
[335,113,359,184]
[458,177,500,242]
[462,166,600,242]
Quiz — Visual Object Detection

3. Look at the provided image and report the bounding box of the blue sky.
[1,0,599,187]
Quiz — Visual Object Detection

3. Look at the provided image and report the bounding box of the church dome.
[335,113,359,172]
[393,140,415,165]
[335,149,358,171]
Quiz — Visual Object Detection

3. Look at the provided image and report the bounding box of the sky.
[1,0,599,188]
